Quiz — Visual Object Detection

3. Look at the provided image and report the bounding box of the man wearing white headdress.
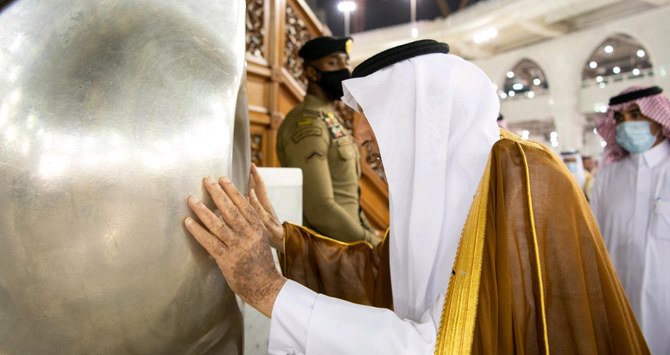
[591,85,670,355]
[183,40,647,354]
[560,150,594,199]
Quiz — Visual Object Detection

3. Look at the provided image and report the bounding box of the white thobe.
[590,139,670,355]
[268,280,444,355]
[266,53,500,355]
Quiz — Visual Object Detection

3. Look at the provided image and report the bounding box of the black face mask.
[313,67,351,101]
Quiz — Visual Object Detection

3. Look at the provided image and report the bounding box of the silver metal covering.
[0,0,247,353]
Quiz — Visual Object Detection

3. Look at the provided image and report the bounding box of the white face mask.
[615,121,660,154]
[566,162,578,174]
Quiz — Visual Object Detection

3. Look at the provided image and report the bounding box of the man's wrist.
[259,275,287,318]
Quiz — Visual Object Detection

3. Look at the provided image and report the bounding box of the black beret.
[352,39,450,78]
[609,86,663,105]
[298,36,353,62]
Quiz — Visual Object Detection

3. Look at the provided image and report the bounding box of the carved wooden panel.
[250,130,265,166]
[335,101,355,132]
[246,74,270,109]
[366,153,387,182]
[284,3,313,88]
[246,0,265,58]
[244,0,388,230]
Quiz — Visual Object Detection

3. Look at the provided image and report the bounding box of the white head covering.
[560,151,587,188]
[342,53,499,320]
[597,85,670,162]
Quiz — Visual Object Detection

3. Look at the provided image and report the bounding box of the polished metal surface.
[0,0,246,353]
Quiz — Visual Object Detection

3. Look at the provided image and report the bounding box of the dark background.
[315,0,485,36]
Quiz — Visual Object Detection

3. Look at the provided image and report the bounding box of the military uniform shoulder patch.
[291,127,323,143]
[297,118,315,127]
[302,109,322,117]
[319,112,346,139]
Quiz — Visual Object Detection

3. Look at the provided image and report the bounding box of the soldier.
[276,36,379,244]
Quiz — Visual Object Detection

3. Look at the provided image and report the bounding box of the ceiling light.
[604,45,613,54]
[508,91,515,97]
[411,27,418,39]
[533,78,541,85]
[612,66,621,74]
[599,82,606,89]
[473,27,497,44]
[589,61,598,69]
[637,49,646,58]
[506,71,514,79]
[596,76,603,83]
[632,68,640,76]
[512,83,523,90]
[337,1,356,13]
[526,91,535,98]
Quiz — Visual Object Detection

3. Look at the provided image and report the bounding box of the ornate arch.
[499,58,549,100]
[581,33,653,85]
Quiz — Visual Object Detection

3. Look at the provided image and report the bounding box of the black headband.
[351,40,450,79]
[609,86,663,105]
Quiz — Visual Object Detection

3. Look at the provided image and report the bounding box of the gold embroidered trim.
[516,141,550,355]
[434,155,492,355]
[283,222,390,249]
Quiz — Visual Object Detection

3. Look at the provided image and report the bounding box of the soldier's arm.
[359,209,375,233]
[285,126,377,244]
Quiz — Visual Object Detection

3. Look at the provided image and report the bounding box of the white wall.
[473,5,670,153]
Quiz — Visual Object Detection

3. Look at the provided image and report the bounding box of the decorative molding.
[284,3,313,88]
[280,67,307,102]
[248,104,270,115]
[366,152,387,182]
[271,112,284,129]
[246,0,265,58]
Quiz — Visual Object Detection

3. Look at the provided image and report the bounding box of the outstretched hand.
[184,176,286,318]
[248,164,285,253]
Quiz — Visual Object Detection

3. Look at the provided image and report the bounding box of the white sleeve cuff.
[268,280,318,355]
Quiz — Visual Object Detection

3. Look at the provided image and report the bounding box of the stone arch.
[581,33,653,85]
[499,58,549,100]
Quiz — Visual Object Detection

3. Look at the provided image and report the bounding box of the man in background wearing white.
[591,85,670,355]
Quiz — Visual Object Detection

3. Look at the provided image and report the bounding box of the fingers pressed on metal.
[203,177,245,231]
[187,195,233,243]
[219,176,259,226]
[184,217,228,258]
